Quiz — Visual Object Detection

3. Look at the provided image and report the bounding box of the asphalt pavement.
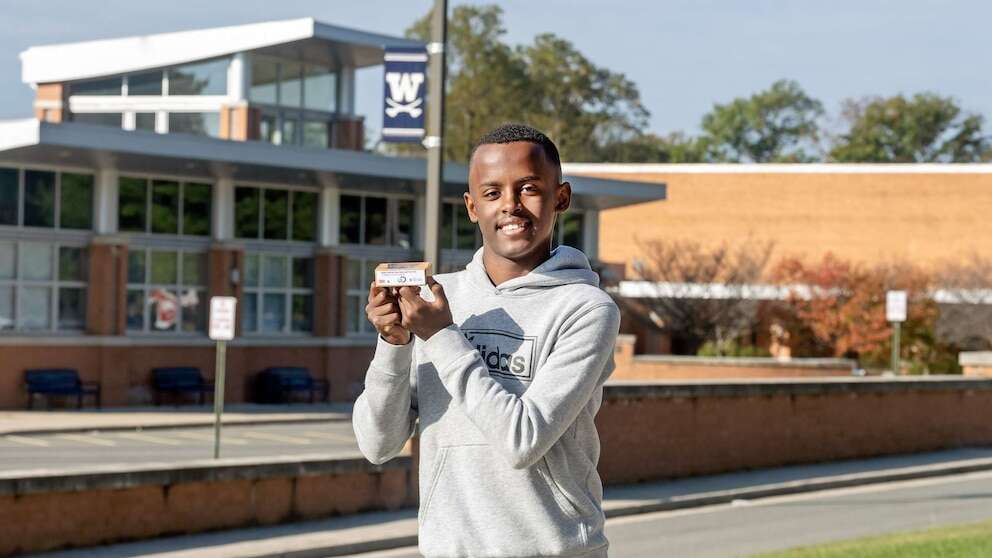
[349,469,992,558]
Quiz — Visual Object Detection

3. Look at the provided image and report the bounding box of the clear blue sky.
[2,0,988,138]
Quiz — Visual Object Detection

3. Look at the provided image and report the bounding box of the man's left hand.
[397,278,453,340]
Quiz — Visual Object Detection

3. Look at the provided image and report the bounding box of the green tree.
[699,79,824,162]
[830,93,990,162]
[596,131,706,163]
[405,4,649,163]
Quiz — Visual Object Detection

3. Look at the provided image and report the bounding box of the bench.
[25,368,101,409]
[152,367,214,406]
[255,367,329,404]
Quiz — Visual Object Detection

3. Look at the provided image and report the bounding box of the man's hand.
[366,282,411,345]
[397,278,453,340]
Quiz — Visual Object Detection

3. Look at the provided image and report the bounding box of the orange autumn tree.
[770,253,937,367]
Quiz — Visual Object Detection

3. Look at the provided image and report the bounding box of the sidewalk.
[31,446,992,558]
[0,403,353,436]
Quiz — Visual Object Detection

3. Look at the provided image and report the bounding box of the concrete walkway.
[32,446,992,558]
[0,403,352,436]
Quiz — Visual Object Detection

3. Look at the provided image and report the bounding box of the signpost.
[208,296,236,458]
[886,290,907,375]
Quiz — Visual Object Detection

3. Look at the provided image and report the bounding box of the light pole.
[423,0,447,271]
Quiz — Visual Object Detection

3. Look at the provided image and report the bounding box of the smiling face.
[466,141,571,272]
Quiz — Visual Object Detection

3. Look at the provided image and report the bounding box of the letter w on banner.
[382,47,428,143]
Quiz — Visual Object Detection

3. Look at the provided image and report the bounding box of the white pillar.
[318,185,340,248]
[94,168,118,235]
[228,52,249,102]
[338,66,355,115]
[212,178,235,240]
[583,209,599,260]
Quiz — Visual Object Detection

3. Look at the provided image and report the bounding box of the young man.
[353,124,620,557]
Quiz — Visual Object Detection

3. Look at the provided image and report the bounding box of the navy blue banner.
[382,47,428,143]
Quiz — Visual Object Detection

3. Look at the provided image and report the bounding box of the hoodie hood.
[465,245,600,295]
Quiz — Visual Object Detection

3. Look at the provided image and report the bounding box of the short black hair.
[470,123,562,178]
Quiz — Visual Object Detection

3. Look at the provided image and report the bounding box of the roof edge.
[563,163,992,175]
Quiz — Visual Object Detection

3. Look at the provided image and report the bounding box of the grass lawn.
[750,519,992,558]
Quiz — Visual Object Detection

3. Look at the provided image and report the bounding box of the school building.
[0,19,666,409]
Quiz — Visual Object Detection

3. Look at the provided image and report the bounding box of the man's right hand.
[366,282,411,345]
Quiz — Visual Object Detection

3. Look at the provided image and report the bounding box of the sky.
[2,0,989,139]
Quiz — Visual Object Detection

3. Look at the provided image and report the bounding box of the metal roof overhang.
[0,120,666,210]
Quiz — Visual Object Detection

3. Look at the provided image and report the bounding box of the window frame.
[0,164,95,232]
[0,240,88,333]
[116,174,213,237]
[241,252,315,335]
[233,182,320,243]
[124,247,209,335]
[338,191,417,248]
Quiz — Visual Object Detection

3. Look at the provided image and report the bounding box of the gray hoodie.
[352,246,620,558]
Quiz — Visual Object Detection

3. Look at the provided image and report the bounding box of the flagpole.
[423,0,448,271]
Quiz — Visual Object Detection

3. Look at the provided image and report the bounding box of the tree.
[829,94,990,162]
[405,4,650,163]
[699,80,824,162]
[596,131,707,163]
[621,238,775,355]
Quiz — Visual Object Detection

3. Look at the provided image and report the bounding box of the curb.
[230,456,992,558]
[0,415,350,437]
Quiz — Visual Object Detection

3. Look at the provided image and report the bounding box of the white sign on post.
[886,290,907,322]
[209,296,237,341]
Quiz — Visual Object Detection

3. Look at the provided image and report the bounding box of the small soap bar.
[374,262,432,287]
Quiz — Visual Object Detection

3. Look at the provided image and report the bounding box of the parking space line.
[56,434,117,447]
[116,432,183,446]
[3,435,52,447]
[240,431,313,445]
[172,431,248,446]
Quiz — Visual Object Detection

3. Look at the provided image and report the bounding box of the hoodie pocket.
[419,444,592,557]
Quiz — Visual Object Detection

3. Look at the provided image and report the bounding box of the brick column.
[208,244,244,333]
[333,118,364,151]
[86,237,128,335]
[313,249,348,337]
[34,83,67,123]
[220,105,260,141]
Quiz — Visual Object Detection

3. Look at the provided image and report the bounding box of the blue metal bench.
[255,367,329,404]
[24,368,101,409]
[152,367,214,406]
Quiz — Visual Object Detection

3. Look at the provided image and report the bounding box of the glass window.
[365,197,387,245]
[263,189,288,240]
[292,191,316,242]
[167,58,228,95]
[234,187,260,238]
[118,177,147,232]
[345,257,375,334]
[0,242,14,279]
[442,202,455,249]
[262,293,286,332]
[244,254,259,288]
[58,287,86,330]
[561,212,584,250]
[339,195,361,244]
[293,257,313,289]
[21,242,53,281]
[168,113,220,137]
[241,291,258,333]
[302,121,328,149]
[260,114,277,144]
[303,65,336,111]
[59,247,85,282]
[279,61,302,108]
[23,170,55,228]
[455,204,476,250]
[0,286,13,330]
[20,287,51,330]
[150,251,178,284]
[281,116,298,146]
[250,57,278,104]
[135,112,157,131]
[127,250,145,283]
[396,199,415,249]
[71,77,121,96]
[72,113,123,127]
[60,173,93,230]
[0,168,18,225]
[150,180,179,235]
[127,248,206,333]
[128,71,163,95]
[183,183,211,236]
[263,255,287,288]
[291,294,312,332]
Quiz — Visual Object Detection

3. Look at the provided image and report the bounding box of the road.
[350,470,992,558]
[0,421,363,472]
